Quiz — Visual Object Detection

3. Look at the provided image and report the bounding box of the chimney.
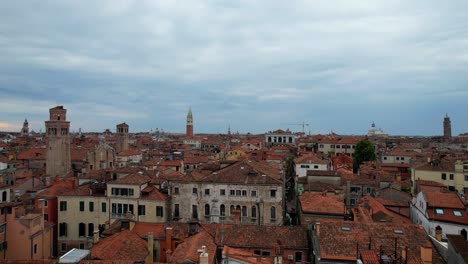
[315,222,321,236]
[199,246,209,264]
[93,229,99,244]
[420,246,432,263]
[401,246,407,263]
[147,232,154,263]
[233,209,241,224]
[165,227,173,252]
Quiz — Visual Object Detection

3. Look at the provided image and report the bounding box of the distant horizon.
[1,1,467,136]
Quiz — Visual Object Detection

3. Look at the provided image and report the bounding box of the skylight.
[435,209,444,215]
[453,210,462,217]
[394,229,404,234]
[341,227,351,231]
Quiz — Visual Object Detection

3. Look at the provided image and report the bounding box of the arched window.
[435,225,442,241]
[251,206,257,219]
[242,206,247,217]
[236,205,241,211]
[88,223,94,237]
[461,229,467,241]
[271,206,276,220]
[230,205,234,215]
[220,204,225,217]
[78,223,86,237]
[205,204,210,216]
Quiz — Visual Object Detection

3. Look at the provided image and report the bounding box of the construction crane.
[280,122,310,133]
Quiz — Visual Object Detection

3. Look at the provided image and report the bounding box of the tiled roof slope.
[90,229,148,262]
[197,160,282,185]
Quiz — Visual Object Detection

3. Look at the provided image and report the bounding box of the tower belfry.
[45,106,71,177]
[21,118,29,136]
[186,107,193,138]
[115,123,129,153]
[443,114,452,140]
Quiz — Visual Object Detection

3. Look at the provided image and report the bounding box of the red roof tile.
[300,193,344,215]
[91,229,148,261]
[170,229,216,264]
[109,174,150,185]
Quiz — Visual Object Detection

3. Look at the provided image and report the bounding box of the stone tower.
[186,107,193,138]
[21,118,29,136]
[45,106,71,177]
[443,114,451,140]
[115,123,129,153]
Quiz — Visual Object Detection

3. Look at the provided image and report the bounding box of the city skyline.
[1,1,468,135]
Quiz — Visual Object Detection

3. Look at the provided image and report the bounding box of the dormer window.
[453,210,462,217]
[435,209,444,215]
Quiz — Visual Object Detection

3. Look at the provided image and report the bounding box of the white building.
[410,190,468,241]
[294,153,329,177]
[265,129,295,146]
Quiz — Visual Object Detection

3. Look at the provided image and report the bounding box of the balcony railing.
[111,213,135,220]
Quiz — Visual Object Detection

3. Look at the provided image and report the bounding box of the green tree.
[353,139,376,173]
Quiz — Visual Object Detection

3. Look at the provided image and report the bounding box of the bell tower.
[115,123,129,153]
[21,118,29,136]
[186,107,193,138]
[443,114,451,140]
[45,106,71,177]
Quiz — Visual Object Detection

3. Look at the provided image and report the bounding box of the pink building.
[0,203,53,261]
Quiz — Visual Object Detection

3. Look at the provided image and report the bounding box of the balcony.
[111,213,135,220]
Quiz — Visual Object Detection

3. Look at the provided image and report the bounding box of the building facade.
[169,160,284,225]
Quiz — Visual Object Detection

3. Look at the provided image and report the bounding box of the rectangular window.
[156,206,164,217]
[300,165,310,168]
[34,244,37,254]
[129,188,134,196]
[220,189,226,196]
[236,190,241,196]
[138,205,146,216]
[174,204,180,218]
[192,205,198,219]
[383,157,387,160]
[61,243,67,252]
[314,165,319,169]
[79,201,84,211]
[251,190,257,197]
[465,175,468,181]
[101,202,106,213]
[442,173,447,180]
[295,252,303,263]
[193,188,197,194]
[60,201,67,211]
[396,157,400,161]
[174,187,179,194]
[242,190,247,196]
[270,190,276,198]
[453,210,462,217]
[44,214,48,222]
[204,189,210,195]
[450,174,454,180]
[401,157,405,160]
[435,208,444,215]
[89,202,94,212]
[230,190,235,196]
[43,200,48,207]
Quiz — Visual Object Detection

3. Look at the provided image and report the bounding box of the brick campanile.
[115,122,129,153]
[443,114,451,140]
[45,106,71,177]
[186,107,193,138]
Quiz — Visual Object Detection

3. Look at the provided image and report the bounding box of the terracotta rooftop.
[317,221,435,263]
[300,193,344,215]
[90,229,148,262]
[170,228,216,264]
[194,160,282,185]
[295,153,328,165]
[140,186,168,201]
[16,147,46,160]
[117,149,141,157]
[109,173,150,186]
[424,191,465,209]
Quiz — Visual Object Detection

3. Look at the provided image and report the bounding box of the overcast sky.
[1,1,467,135]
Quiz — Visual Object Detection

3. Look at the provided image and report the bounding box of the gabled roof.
[117,149,141,157]
[90,229,148,262]
[108,174,150,186]
[317,221,434,263]
[295,153,328,165]
[196,160,282,185]
[424,191,465,209]
[300,193,344,215]
[170,229,216,264]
